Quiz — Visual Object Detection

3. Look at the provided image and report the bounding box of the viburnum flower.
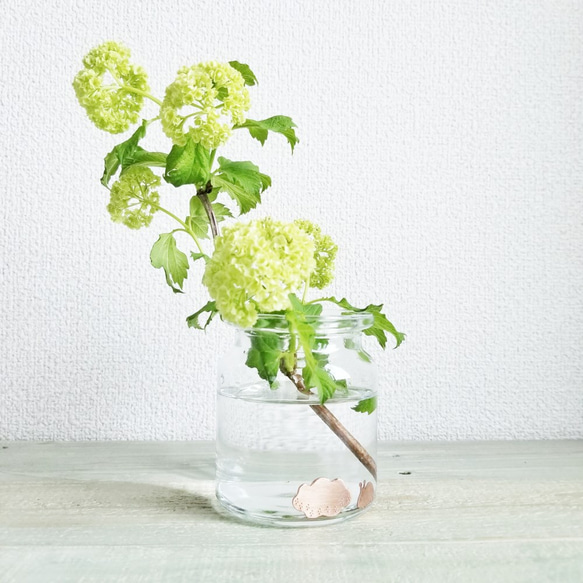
[202,219,316,327]
[295,220,338,289]
[160,61,251,150]
[73,41,150,133]
[107,166,161,229]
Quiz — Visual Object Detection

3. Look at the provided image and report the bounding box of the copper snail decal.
[292,477,375,518]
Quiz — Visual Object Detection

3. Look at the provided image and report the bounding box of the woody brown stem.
[197,182,219,238]
[308,405,377,480]
[280,362,377,481]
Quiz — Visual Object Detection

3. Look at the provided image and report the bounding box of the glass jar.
[215,312,378,527]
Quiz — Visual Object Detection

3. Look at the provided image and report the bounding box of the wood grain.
[0,441,582,582]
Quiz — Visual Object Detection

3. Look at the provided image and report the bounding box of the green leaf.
[186,301,218,330]
[302,366,338,403]
[207,187,222,202]
[235,116,299,152]
[211,202,233,222]
[289,294,323,317]
[121,148,166,171]
[102,150,120,187]
[190,252,210,263]
[186,197,232,240]
[211,157,263,214]
[259,172,272,192]
[101,121,146,186]
[246,331,283,387]
[150,233,189,293]
[352,397,377,415]
[215,157,262,192]
[363,306,405,349]
[164,137,211,188]
[287,294,318,349]
[285,294,341,404]
[228,61,258,86]
[187,196,211,239]
[344,338,372,363]
[318,297,405,349]
[101,120,166,186]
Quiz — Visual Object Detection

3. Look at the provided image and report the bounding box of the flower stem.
[120,86,163,106]
[301,278,309,303]
[153,204,204,254]
[170,228,190,236]
[105,66,163,106]
[309,405,377,480]
[305,297,326,305]
[280,362,377,480]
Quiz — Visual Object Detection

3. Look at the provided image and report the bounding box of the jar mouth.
[240,311,374,334]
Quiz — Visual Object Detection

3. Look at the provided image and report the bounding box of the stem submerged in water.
[279,360,377,481]
[308,404,377,480]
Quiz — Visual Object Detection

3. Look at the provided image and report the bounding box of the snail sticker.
[292,477,351,518]
[357,480,375,509]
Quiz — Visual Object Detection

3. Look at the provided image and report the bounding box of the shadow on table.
[149,485,217,515]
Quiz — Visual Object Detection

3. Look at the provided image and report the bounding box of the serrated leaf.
[212,176,259,214]
[207,187,221,202]
[211,202,233,222]
[246,124,268,145]
[190,252,210,263]
[121,148,167,170]
[216,157,262,191]
[211,157,263,214]
[288,293,304,313]
[101,121,146,186]
[318,297,405,349]
[285,294,341,404]
[150,233,189,293]
[246,331,283,387]
[288,293,323,317]
[228,61,258,86]
[364,307,405,349]
[302,366,338,403]
[235,116,299,152]
[287,294,318,348]
[101,120,166,186]
[164,137,211,188]
[102,150,120,187]
[259,172,272,192]
[187,196,211,239]
[352,397,377,415]
[186,301,218,330]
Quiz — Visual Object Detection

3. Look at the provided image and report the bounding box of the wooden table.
[1,441,582,582]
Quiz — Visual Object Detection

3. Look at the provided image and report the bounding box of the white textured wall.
[1,0,582,440]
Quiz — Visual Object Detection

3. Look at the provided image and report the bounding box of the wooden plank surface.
[0,441,582,582]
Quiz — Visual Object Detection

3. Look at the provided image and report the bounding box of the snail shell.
[292,477,351,518]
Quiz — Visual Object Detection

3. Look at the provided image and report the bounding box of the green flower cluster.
[107,167,161,229]
[160,61,250,149]
[295,220,338,289]
[73,41,149,133]
[203,219,316,327]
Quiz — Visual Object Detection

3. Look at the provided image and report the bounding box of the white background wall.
[1,0,581,440]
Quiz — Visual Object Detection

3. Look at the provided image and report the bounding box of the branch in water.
[280,360,377,480]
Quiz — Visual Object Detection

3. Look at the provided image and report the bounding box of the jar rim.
[237,311,374,334]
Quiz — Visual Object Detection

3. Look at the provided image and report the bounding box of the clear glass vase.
[215,312,378,527]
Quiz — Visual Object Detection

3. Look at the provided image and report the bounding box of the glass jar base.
[216,491,371,527]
